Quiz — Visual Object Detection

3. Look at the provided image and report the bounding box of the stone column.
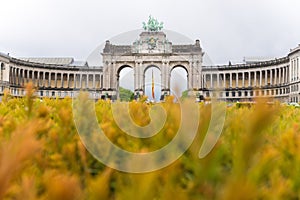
[79,74,82,88]
[18,69,21,86]
[41,71,46,87]
[15,68,18,85]
[248,72,251,87]
[134,62,138,91]
[297,61,299,80]
[192,62,196,89]
[274,69,277,85]
[166,63,171,91]
[254,71,257,87]
[217,73,220,88]
[259,71,261,87]
[187,62,193,90]
[286,66,289,83]
[54,73,57,88]
[283,67,286,84]
[19,69,21,86]
[264,70,268,86]
[74,74,77,88]
[31,71,35,86]
[294,60,296,80]
[203,74,207,88]
[294,61,296,81]
[197,61,201,90]
[13,68,15,85]
[92,74,95,89]
[196,62,201,90]
[14,68,17,85]
[270,69,273,85]
[278,68,281,84]
[210,73,213,88]
[19,69,22,86]
[23,70,26,86]
[35,71,38,87]
[287,66,289,83]
[26,70,29,83]
[134,61,144,94]
[242,72,245,87]
[109,63,114,89]
[139,62,144,92]
[229,73,232,88]
[47,73,49,87]
[102,61,111,90]
[41,72,44,87]
[15,68,17,85]
[9,67,12,84]
[112,62,117,91]
[293,60,297,81]
[10,68,13,84]
[20,69,23,86]
[67,74,70,88]
[37,71,40,87]
[162,62,167,90]
[284,67,286,84]
[291,61,294,81]
[61,73,64,88]
[75,74,78,88]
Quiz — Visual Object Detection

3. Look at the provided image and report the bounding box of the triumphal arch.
[101,16,203,100]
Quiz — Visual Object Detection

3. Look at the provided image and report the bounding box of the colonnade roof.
[289,44,300,56]
[19,57,74,65]
[0,53,104,70]
[203,56,289,71]
[0,52,9,58]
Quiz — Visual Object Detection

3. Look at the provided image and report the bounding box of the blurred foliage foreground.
[1,85,300,199]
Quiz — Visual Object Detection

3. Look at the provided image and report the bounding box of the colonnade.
[9,67,103,89]
[201,65,290,101]
[0,55,297,102]
[203,66,289,89]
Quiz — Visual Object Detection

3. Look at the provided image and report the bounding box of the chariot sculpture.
[142,15,164,32]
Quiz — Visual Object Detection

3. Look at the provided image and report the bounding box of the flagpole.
[152,70,155,101]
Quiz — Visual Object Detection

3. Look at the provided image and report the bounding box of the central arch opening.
[118,65,134,101]
[144,66,161,102]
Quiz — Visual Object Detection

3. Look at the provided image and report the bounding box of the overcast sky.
[1,0,300,65]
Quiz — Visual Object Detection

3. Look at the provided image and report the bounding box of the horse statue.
[143,15,164,32]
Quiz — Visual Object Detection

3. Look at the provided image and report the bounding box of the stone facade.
[101,31,202,100]
[0,30,300,102]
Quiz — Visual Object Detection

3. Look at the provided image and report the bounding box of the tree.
[181,90,189,99]
[119,87,134,102]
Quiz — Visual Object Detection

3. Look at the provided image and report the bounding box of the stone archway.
[116,64,134,99]
[170,65,189,97]
[101,30,203,100]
